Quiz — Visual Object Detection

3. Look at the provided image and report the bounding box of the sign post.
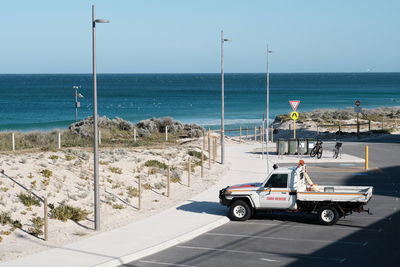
[289,101,300,139]
[354,100,362,139]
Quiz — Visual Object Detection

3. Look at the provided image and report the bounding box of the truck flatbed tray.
[297,186,373,202]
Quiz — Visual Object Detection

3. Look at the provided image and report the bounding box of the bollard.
[12,133,15,151]
[138,176,142,210]
[167,165,170,197]
[239,126,242,143]
[365,146,369,170]
[187,159,191,187]
[134,128,137,142]
[58,132,61,149]
[44,197,48,241]
[165,126,168,141]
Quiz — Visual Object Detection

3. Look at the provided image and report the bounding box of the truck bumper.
[219,188,231,206]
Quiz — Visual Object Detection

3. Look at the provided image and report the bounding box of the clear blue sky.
[1,0,399,73]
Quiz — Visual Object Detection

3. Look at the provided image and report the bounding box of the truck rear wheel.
[229,200,251,221]
[318,206,339,225]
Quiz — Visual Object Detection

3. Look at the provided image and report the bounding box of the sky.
[0,0,399,73]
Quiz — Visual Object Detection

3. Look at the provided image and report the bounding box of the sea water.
[0,73,399,131]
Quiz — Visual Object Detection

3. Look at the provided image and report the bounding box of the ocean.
[0,73,399,132]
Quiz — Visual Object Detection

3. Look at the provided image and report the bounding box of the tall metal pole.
[91,6,109,231]
[220,31,225,164]
[92,5,100,231]
[266,46,271,174]
[74,86,78,121]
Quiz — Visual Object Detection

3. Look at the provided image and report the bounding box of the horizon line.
[0,71,399,75]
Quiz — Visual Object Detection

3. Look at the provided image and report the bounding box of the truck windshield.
[265,174,288,188]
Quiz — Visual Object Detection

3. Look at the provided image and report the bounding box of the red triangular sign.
[289,100,300,111]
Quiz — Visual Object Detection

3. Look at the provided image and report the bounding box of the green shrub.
[51,205,90,222]
[49,155,59,160]
[127,186,139,198]
[18,193,41,207]
[28,216,44,237]
[11,220,22,229]
[112,204,124,209]
[171,177,181,183]
[40,169,52,178]
[0,230,11,235]
[144,160,167,170]
[143,183,153,190]
[0,212,12,225]
[65,155,76,161]
[188,150,207,160]
[109,167,122,174]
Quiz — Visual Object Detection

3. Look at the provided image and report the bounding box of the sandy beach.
[0,138,226,262]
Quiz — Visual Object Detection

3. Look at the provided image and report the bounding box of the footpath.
[0,141,363,267]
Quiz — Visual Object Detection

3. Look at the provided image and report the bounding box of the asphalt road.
[123,136,400,267]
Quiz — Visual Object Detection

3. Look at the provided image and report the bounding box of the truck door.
[258,173,294,209]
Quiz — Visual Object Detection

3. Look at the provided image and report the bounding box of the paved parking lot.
[123,139,400,267]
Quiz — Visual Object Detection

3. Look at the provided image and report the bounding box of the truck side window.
[265,174,288,188]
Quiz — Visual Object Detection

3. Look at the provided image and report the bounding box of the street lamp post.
[266,46,272,174]
[92,5,109,231]
[221,30,229,164]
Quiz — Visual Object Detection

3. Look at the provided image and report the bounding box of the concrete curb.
[92,216,230,267]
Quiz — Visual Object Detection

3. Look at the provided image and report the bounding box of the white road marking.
[206,232,367,246]
[176,245,346,263]
[233,221,383,232]
[138,260,197,267]
[260,258,280,262]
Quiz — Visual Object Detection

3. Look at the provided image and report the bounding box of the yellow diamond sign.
[291,111,299,120]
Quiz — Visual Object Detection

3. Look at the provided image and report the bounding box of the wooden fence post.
[214,137,218,162]
[368,120,371,132]
[246,128,249,139]
[271,127,274,143]
[239,126,242,143]
[187,159,191,187]
[254,127,257,141]
[201,131,205,178]
[138,176,142,210]
[44,197,48,241]
[381,117,384,130]
[58,132,61,149]
[134,128,137,142]
[167,164,170,197]
[98,130,101,145]
[12,133,15,151]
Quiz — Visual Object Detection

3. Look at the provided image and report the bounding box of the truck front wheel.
[229,200,251,221]
[318,206,339,225]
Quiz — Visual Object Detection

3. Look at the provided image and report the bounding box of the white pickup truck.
[219,165,373,225]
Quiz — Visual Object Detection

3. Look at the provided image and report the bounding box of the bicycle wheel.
[310,146,317,157]
[317,147,323,159]
[333,148,339,159]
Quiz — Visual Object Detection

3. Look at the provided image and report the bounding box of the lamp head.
[94,19,110,23]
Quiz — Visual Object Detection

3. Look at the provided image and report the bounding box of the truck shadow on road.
[176,200,228,216]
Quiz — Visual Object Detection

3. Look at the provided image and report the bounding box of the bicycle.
[310,140,323,159]
[333,142,342,159]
